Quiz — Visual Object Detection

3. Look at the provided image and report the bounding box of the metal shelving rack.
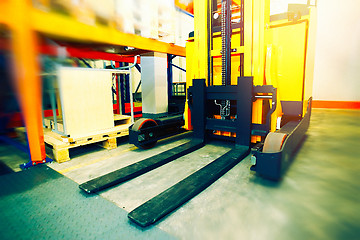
[0,0,186,165]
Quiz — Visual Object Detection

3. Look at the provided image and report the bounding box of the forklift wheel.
[131,118,158,149]
[262,132,287,153]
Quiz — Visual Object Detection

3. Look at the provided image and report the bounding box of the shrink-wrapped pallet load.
[114,0,135,34]
[158,0,176,43]
[84,0,115,25]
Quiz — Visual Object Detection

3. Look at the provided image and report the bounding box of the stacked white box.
[141,53,168,116]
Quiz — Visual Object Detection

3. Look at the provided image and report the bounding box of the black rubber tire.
[131,118,158,149]
[262,132,287,153]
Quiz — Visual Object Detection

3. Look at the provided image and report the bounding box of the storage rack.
[0,0,186,166]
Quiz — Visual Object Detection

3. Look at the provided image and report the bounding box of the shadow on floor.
[0,160,14,176]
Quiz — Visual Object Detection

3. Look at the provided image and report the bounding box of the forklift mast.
[185,0,316,139]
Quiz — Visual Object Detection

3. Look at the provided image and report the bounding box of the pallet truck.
[128,54,186,149]
[128,112,185,149]
[79,0,317,227]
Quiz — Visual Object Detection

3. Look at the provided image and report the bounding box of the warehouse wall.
[270,0,308,15]
[312,0,360,101]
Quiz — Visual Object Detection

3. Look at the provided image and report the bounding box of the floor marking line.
[58,146,138,174]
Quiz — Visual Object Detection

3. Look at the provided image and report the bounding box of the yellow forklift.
[184,0,317,180]
[80,0,317,227]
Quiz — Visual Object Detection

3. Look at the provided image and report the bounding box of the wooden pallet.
[45,115,131,163]
[44,127,124,163]
[18,115,131,163]
[43,114,131,135]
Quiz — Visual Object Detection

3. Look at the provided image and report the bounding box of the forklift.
[79,0,317,227]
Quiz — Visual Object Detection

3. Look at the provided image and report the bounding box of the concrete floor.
[1,108,360,239]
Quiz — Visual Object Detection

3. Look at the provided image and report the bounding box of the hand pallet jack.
[128,113,185,149]
[79,0,316,227]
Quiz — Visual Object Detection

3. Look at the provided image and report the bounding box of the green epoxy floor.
[0,108,359,239]
[0,165,176,240]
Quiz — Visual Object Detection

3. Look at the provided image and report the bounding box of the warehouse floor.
[0,108,359,240]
